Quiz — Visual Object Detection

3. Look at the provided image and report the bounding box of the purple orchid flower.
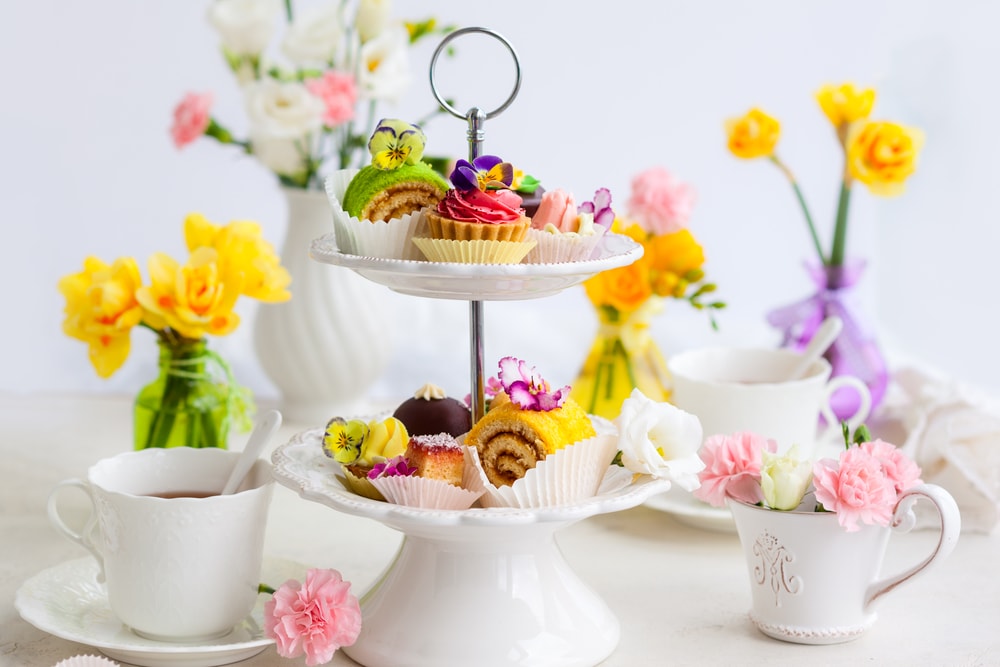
[497,356,569,412]
[578,187,615,229]
[368,455,417,479]
[450,155,515,192]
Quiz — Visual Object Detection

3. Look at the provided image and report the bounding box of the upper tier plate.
[308,232,644,301]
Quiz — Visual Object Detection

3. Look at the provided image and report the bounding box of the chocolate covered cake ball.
[392,383,472,438]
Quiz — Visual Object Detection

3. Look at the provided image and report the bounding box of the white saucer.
[16,557,304,667]
[644,485,737,533]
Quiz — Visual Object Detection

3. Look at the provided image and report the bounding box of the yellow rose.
[184,213,291,303]
[136,248,242,340]
[815,83,876,129]
[584,262,653,315]
[725,108,781,159]
[846,120,924,196]
[58,256,144,378]
[645,229,705,277]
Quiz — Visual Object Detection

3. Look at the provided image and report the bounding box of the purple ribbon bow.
[766,259,888,420]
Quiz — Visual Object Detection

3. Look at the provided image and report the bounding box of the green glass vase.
[134,338,231,449]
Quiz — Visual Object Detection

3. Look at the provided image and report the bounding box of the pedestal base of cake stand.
[343,521,618,667]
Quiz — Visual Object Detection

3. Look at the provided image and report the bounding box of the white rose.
[245,79,324,177]
[355,0,393,43]
[356,25,410,104]
[282,2,348,66]
[207,0,282,57]
[615,388,705,490]
[760,445,814,511]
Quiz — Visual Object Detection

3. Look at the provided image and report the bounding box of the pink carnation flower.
[859,439,922,494]
[626,166,696,235]
[305,71,357,127]
[693,432,777,507]
[171,92,213,148]
[812,447,898,533]
[264,568,362,666]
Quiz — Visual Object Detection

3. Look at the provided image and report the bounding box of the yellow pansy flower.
[846,120,924,196]
[136,248,242,340]
[58,256,144,378]
[725,108,781,159]
[816,83,876,129]
[184,213,291,303]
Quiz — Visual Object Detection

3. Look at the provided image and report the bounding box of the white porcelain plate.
[308,231,644,301]
[15,557,305,667]
[272,428,671,534]
[644,485,737,533]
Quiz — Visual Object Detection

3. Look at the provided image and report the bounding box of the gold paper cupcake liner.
[412,237,537,264]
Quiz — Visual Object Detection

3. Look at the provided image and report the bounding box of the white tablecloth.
[2,394,998,666]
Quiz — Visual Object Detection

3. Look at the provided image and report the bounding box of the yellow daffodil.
[58,256,145,378]
[846,120,924,196]
[725,108,781,159]
[184,213,291,303]
[136,248,242,340]
[816,83,876,130]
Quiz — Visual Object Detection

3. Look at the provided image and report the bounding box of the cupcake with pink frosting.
[414,155,536,264]
[525,187,614,263]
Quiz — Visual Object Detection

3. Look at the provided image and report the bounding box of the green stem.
[283,0,292,22]
[611,337,637,391]
[770,156,826,265]
[258,583,276,595]
[829,181,853,268]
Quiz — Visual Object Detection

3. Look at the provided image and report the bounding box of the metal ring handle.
[429,26,522,121]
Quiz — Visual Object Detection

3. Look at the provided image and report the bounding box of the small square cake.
[406,434,465,487]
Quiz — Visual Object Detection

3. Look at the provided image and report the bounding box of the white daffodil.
[615,388,705,490]
[356,25,411,104]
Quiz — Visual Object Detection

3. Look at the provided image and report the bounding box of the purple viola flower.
[368,455,417,479]
[578,187,615,229]
[450,155,514,192]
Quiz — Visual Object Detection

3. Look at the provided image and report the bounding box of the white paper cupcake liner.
[468,433,620,508]
[369,474,484,510]
[324,170,428,261]
[524,226,607,264]
[411,237,537,264]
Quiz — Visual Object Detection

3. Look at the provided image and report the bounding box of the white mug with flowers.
[694,427,960,644]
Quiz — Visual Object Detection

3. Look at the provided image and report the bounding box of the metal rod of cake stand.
[467,107,487,424]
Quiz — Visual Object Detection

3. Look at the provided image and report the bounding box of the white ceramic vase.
[253,187,393,425]
[728,484,960,645]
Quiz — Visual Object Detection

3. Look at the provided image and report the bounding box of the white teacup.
[668,347,872,457]
[47,447,274,642]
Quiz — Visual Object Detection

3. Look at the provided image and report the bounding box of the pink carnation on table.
[859,439,922,494]
[264,568,362,666]
[693,432,777,507]
[171,92,213,148]
[626,166,696,235]
[812,446,898,533]
[305,71,357,127]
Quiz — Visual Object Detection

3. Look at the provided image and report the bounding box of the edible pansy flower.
[578,188,615,229]
[368,118,426,170]
[322,417,369,464]
[497,356,570,412]
[450,155,514,192]
[368,455,417,479]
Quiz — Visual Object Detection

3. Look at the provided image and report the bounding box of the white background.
[4,0,998,405]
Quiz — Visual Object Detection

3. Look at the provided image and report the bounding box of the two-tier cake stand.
[271,28,669,667]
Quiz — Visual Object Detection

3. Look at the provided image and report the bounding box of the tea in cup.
[47,447,273,642]
[668,347,871,457]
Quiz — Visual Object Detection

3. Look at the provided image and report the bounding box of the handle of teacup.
[864,483,961,609]
[818,375,872,443]
[47,478,105,581]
